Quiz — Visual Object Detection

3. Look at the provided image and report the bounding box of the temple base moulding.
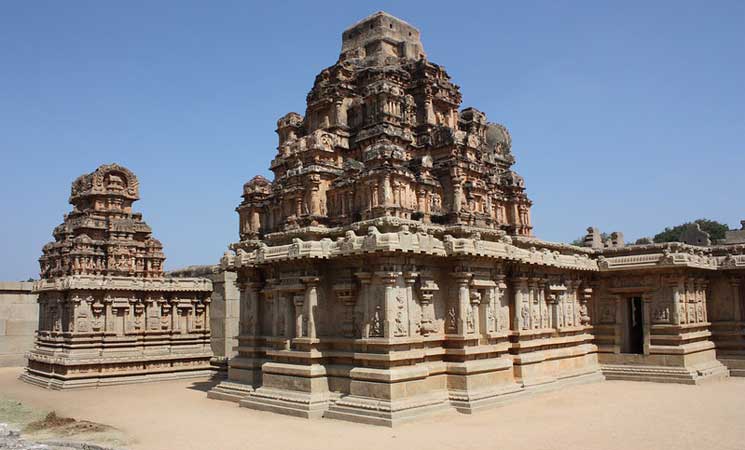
[20,366,216,390]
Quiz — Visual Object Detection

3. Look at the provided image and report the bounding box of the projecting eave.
[223,227,598,272]
[597,251,718,272]
[33,275,213,293]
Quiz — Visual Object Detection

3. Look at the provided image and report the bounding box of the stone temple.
[21,12,745,426]
[201,12,744,425]
[24,164,213,389]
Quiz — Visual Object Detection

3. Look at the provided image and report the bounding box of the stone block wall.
[168,266,240,360]
[0,281,38,367]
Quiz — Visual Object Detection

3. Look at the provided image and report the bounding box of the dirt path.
[1,367,743,450]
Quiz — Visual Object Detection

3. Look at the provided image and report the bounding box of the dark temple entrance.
[625,296,644,354]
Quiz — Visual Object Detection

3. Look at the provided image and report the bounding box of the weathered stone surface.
[23,164,214,389]
[0,283,37,367]
[167,265,240,361]
[679,223,711,246]
[722,220,745,245]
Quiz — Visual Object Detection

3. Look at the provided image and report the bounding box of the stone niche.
[23,164,214,389]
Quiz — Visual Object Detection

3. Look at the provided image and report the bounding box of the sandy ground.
[1,368,743,450]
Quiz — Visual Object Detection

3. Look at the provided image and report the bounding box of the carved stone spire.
[39,163,165,279]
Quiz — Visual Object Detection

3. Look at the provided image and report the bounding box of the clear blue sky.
[1,1,743,281]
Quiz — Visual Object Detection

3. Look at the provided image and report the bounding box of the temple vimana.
[21,12,745,425]
[25,164,213,388]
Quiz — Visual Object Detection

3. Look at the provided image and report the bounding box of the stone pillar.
[452,272,471,335]
[481,287,495,333]
[284,294,294,341]
[731,277,742,322]
[528,278,540,330]
[514,276,529,330]
[263,286,276,336]
[671,277,683,325]
[382,175,393,207]
[424,91,435,125]
[452,180,463,213]
[309,179,321,216]
[642,292,653,355]
[202,295,211,333]
[403,270,418,337]
[495,274,507,332]
[104,297,114,333]
[613,295,623,352]
[696,278,707,323]
[469,289,481,335]
[355,271,373,338]
[579,285,592,326]
[548,292,559,330]
[537,279,548,328]
[293,294,304,338]
[241,281,262,336]
[418,273,439,336]
[302,277,319,339]
[379,271,398,338]
[686,277,695,324]
[370,183,379,209]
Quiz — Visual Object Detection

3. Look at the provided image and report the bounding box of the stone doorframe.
[607,287,654,356]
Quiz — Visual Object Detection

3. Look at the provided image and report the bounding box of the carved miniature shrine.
[24,164,213,389]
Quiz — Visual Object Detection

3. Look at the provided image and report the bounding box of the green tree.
[653,219,729,243]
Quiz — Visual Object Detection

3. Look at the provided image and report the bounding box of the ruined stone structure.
[23,164,214,389]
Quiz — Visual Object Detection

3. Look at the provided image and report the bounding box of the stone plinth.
[23,275,213,389]
[209,222,603,425]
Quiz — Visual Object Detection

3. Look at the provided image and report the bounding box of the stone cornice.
[221,224,745,273]
[596,251,718,271]
[33,275,213,293]
[223,225,598,272]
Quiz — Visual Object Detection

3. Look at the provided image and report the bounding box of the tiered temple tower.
[24,164,214,389]
[237,12,532,242]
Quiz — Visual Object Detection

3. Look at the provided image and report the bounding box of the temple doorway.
[623,296,644,354]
